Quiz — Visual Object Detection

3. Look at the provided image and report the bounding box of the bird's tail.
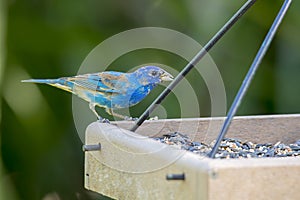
[22,79,60,84]
[22,78,74,93]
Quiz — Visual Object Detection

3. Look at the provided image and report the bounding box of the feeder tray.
[84,114,300,200]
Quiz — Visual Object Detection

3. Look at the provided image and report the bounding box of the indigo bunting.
[22,66,173,121]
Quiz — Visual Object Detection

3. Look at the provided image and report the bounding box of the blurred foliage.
[1,0,300,199]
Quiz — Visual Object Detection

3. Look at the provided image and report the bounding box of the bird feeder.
[83,114,300,199]
[82,0,298,199]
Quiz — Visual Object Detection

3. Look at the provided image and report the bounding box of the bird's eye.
[151,70,158,77]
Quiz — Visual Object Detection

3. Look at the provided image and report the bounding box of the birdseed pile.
[153,132,300,159]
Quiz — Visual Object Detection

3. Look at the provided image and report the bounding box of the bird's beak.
[160,71,174,82]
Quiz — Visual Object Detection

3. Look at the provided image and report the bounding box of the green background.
[1,0,300,199]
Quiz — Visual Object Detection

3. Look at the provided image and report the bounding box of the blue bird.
[22,66,174,121]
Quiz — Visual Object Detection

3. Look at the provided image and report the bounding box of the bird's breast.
[127,84,156,106]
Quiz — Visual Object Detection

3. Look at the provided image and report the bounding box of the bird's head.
[134,66,174,86]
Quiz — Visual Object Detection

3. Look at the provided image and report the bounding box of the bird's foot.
[97,117,110,123]
[149,116,159,121]
[123,116,138,121]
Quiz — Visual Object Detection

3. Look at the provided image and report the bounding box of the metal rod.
[131,0,257,132]
[82,143,101,152]
[166,173,185,180]
[209,0,292,158]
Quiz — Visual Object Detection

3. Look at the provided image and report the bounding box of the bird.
[22,66,174,121]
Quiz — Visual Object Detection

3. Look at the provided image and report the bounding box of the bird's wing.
[67,72,125,93]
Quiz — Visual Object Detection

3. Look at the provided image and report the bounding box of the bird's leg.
[105,108,137,121]
[89,102,110,123]
[105,108,125,119]
[89,102,100,119]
